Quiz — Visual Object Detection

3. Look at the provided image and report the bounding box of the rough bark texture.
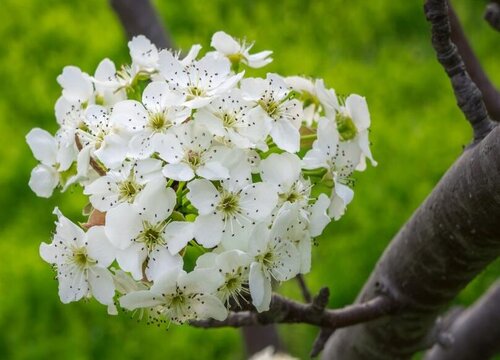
[323,124,500,359]
[109,0,173,49]
[424,281,500,360]
[485,2,500,32]
[449,2,500,122]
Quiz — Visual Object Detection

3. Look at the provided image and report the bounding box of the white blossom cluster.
[27,32,375,323]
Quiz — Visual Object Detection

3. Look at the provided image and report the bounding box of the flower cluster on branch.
[27,32,375,325]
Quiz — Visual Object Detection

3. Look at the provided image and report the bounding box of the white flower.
[57,66,94,105]
[158,50,243,108]
[156,122,231,181]
[194,89,269,149]
[83,158,163,211]
[128,35,160,73]
[39,208,116,308]
[284,76,322,126]
[248,207,301,312]
[92,58,127,106]
[210,31,273,69]
[186,178,278,250]
[303,117,361,220]
[120,267,227,324]
[26,128,76,197]
[105,178,187,281]
[196,249,251,306]
[241,74,303,153]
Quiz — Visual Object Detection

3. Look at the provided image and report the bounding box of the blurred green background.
[0,0,499,359]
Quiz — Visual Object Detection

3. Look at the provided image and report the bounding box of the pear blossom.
[210,31,273,69]
[120,268,227,324]
[30,32,376,323]
[248,207,301,312]
[241,74,303,153]
[187,178,278,250]
[26,128,76,197]
[40,209,116,308]
[105,179,187,281]
[158,50,243,109]
[84,158,163,211]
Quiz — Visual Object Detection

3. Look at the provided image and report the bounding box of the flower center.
[71,248,95,269]
[187,86,205,99]
[257,250,275,265]
[258,98,280,118]
[221,112,237,128]
[336,112,357,141]
[216,191,240,218]
[118,179,143,202]
[185,150,203,168]
[148,112,170,132]
[137,221,166,251]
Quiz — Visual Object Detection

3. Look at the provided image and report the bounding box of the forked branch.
[425,0,495,143]
[485,1,500,31]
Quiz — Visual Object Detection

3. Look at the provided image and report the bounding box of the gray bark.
[424,281,500,360]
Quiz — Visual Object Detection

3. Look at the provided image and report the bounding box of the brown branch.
[74,134,107,176]
[109,0,174,49]
[190,291,395,330]
[485,2,500,32]
[296,274,312,303]
[424,281,500,360]
[426,0,495,143]
[448,2,500,122]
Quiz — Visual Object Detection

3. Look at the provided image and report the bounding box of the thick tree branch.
[191,290,395,330]
[427,0,494,142]
[323,122,500,359]
[448,2,500,122]
[109,0,173,49]
[424,281,500,360]
[485,2,500,32]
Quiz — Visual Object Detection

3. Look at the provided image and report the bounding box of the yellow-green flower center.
[71,248,95,269]
[138,221,166,251]
[258,99,280,118]
[149,113,170,132]
[217,192,240,218]
[118,179,143,202]
[336,112,357,141]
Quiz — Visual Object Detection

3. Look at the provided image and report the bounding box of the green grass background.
[0,0,499,359]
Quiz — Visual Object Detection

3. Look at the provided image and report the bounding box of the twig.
[485,2,500,32]
[425,0,495,143]
[295,274,312,303]
[190,291,395,330]
[74,134,107,176]
[109,0,174,49]
[448,1,500,122]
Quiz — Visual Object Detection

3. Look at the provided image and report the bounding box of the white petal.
[145,247,182,281]
[135,178,176,221]
[270,118,300,153]
[193,294,228,321]
[120,290,163,310]
[26,128,57,165]
[329,182,354,220]
[211,31,240,55]
[162,163,195,181]
[249,262,272,312]
[116,243,148,280]
[57,66,93,103]
[260,153,301,192]
[105,203,142,249]
[193,213,224,248]
[128,35,159,68]
[89,266,115,305]
[142,81,185,111]
[240,183,278,221]
[186,179,220,215]
[29,164,59,198]
[196,161,230,180]
[86,226,116,267]
[309,193,331,237]
[346,94,370,131]
[164,221,194,255]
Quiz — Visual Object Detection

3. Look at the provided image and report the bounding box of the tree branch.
[109,0,174,49]
[323,123,500,359]
[426,0,495,143]
[485,2,500,32]
[191,290,396,330]
[296,274,313,303]
[424,281,500,360]
[448,1,500,122]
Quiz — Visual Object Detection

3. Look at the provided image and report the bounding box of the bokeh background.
[0,0,499,359]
